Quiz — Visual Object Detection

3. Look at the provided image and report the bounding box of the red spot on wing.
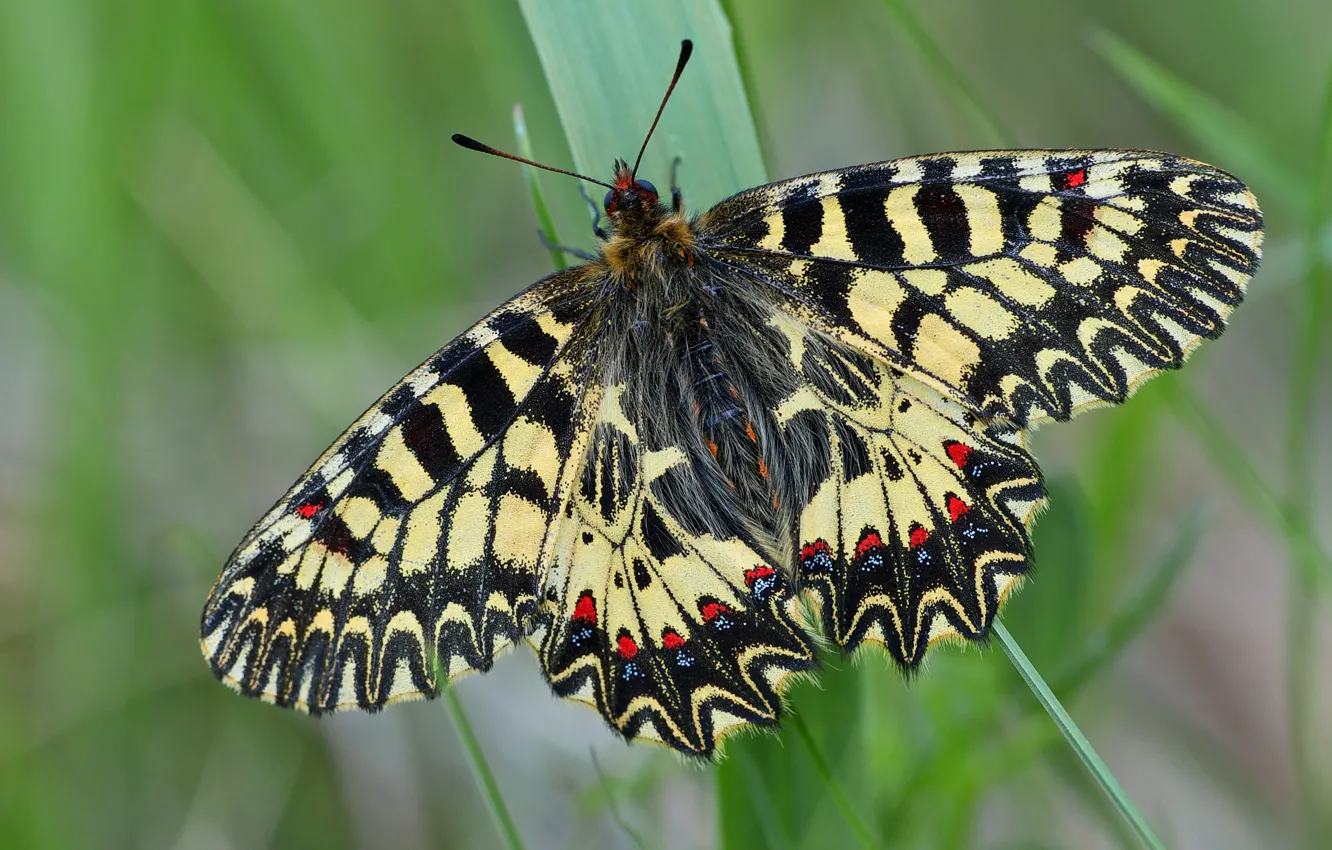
[947,496,970,522]
[296,501,323,519]
[617,635,638,659]
[802,539,831,560]
[946,442,973,468]
[662,630,685,649]
[909,526,931,548]
[744,566,775,586]
[856,532,884,558]
[701,602,731,622]
[572,594,597,624]
[1063,169,1088,189]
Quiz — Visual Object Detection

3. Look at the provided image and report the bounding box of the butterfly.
[201,40,1262,756]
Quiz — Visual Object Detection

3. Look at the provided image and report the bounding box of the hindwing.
[702,150,1263,426]
[768,310,1044,664]
[201,270,602,712]
[535,377,815,755]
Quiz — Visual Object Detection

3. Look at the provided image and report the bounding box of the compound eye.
[603,189,615,211]
[635,179,657,195]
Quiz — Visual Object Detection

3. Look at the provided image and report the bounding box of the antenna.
[450,133,616,190]
[631,39,693,178]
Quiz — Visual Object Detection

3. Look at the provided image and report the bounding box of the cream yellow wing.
[769,316,1044,665]
[703,150,1262,427]
[534,381,815,756]
[201,270,603,712]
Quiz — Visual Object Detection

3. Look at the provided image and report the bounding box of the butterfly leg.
[670,156,684,213]
[578,184,609,240]
[537,228,598,262]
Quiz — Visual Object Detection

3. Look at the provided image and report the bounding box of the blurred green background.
[1,1,1329,848]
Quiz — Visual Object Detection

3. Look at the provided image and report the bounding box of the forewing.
[534,383,815,756]
[702,150,1263,426]
[201,269,603,712]
[770,309,1044,664]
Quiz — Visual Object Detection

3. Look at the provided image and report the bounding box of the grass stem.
[442,686,527,850]
[994,621,1166,850]
[789,714,879,850]
[1282,56,1332,848]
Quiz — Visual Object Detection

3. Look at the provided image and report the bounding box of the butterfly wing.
[201,269,604,712]
[767,309,1044,664]
[534,377,815,756]
[699,150,1260,665]
[701,150,1263,427]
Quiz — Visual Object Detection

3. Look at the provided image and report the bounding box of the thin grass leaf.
[1168,389,1332,583]
[1283,57,1332,849]
[993,621,1166,850]
[1090,29,1303,212]
[1096,37,1332,835]
[729,749,796,850]
[905,502,1208,845]
[876,0,1015,148]
[516,0,766,208]
[1284,56,1332,506]
[1055,504,1209,696]
[789,715,879,850]
[1002,478,1093,673]
[440,681,526,850]
[1045,744,1144,850]
[589,750,651,850]
[513,103,568,270]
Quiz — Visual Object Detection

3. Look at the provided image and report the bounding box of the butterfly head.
[604,159,660,217]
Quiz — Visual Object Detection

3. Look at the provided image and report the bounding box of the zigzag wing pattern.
[534,381,815,756]
[766,311,1044,665]
[201,270,602,712]
[702,150,1263,426]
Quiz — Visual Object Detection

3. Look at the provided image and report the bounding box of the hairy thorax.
[586,205,820,563]
[601,209,696,289]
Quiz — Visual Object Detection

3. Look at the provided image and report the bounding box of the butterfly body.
[204,90,1261,755]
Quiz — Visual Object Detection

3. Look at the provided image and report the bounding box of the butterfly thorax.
[599,161,696,288]
[600,209,695,288]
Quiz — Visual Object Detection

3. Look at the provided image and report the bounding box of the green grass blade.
[789,714,879,850]
[1283,57,1332,848]
[993,621,1166,850]
[726,748,796,850]
[1001,478,1093,673]
[513,103,568,270]
[516,0,766,208]
[877,0,1015,148]
[1090,29,1303,212]
[1285,51,1332,505]
[441,684,527,850]
[1168,389,1332,582]
[1055,504,1209,695]
[589,751,651,850]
